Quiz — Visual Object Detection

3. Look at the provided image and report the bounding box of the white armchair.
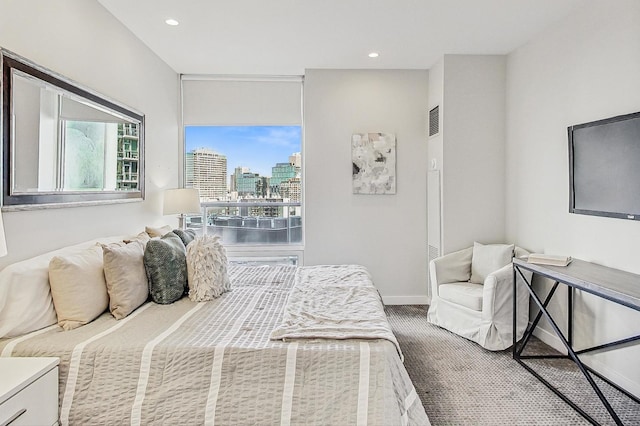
[426,243,532,351]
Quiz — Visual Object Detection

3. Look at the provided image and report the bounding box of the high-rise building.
[289,152,302,168]
[116,123,140,190]
[185,148,227,200]
[232,166,269,197]
[230,167,250,192]
[255,176,269,198]
[279,176,301,202]
[270,162,298,194]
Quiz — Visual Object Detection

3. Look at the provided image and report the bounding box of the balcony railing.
[117,151,139,160]
[186,201,302,245]
[117,173,139,182]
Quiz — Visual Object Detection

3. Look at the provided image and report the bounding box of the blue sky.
[185,126,301,177]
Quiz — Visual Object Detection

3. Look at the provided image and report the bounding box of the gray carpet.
[385,305,640,425]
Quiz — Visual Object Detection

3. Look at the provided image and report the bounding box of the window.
[184,125,302,245]
[181,76,303,247]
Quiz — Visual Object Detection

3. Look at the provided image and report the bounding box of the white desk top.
[0,357,59,404]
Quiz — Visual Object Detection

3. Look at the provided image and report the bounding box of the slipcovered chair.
[426,242,532,351]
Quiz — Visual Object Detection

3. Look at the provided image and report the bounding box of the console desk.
[512,257,640,425]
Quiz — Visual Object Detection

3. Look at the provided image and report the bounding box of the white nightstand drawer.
[0,363,58,426]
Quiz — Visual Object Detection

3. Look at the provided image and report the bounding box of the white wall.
[428,55,507,255]
[304,69,429,304]
[506,0,640,396]
[0,0,180,268]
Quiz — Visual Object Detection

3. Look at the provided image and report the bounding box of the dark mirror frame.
[1,49,145,209]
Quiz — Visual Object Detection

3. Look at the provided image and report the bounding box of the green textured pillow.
[143,232,187,304]
[173,228,197,247]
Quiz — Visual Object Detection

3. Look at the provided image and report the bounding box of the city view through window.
[184,125,302,245]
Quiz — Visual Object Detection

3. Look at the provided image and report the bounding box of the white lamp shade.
[0,213,7,257]
[163,188,202,215]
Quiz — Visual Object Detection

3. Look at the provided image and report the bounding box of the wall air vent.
[428,106,440,137]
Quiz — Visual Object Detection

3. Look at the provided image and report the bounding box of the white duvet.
[270,264,403,360]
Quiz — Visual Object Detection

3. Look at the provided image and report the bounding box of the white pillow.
[435,247,472,283]
[124,231,151,248]
[470,242,514,284]
[186,235,231,301]
[49,244,109,330]
[102,241,149,320]
[0,235,128,338]
[145,225,173,238]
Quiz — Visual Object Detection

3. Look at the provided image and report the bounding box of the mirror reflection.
[2,49,144,208]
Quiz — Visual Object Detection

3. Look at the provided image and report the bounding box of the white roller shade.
[60,96,129,123]
[182,76,302,126]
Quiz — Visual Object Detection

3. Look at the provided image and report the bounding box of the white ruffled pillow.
[186,235,231,301]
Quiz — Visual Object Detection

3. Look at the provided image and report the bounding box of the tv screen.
[569,111,640,221]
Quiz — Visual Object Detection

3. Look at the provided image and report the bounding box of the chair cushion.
[470,242,514,284]
[435,248,472,283]
[438,282,484,311]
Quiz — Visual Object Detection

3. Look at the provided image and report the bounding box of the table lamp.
[163,188,201,229]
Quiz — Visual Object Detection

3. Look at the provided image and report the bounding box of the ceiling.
[98,0,587,76]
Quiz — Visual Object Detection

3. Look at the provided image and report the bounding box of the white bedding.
[270,264,403,359]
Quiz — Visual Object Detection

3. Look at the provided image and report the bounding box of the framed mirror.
[1,49,144,209]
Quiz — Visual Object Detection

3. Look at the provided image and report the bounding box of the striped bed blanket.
[0,264,429,426]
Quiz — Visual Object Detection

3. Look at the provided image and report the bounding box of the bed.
[0,261,429,425]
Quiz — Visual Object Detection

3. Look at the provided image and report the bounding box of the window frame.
[179,75,305,256]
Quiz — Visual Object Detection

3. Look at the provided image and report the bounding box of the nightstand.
[0,357,59,426]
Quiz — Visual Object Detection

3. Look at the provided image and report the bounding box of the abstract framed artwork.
[352,133,396,194]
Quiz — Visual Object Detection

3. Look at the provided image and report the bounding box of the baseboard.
[382,295,429,305]
[531,326,567,354]
[531,325,640,399]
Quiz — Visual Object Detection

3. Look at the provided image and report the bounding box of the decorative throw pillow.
[173,228,197,247]
[101,240,127,249]
[186,235,232,301]
[124,231,151,249]
[102,241,149,319]
[435,248,473,283]
[145,224,173,238]
[143,231,187,304]
[49,244,109,330]
[470,242,515,284]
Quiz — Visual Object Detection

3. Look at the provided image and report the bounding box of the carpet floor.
[385,305,640,425]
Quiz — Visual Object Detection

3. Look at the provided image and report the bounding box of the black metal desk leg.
[514,267,561,358]
[513,264,517,358]
[527,282,623,425]
[568,286,573,348]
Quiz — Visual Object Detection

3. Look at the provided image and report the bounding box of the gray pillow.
[102,241,149,319]
[143,232,187,304]
[173,228,197,247]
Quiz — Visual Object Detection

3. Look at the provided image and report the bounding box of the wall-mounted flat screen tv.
[568,111,640,221]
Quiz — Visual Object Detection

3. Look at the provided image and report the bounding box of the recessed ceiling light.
[368,52,379,58]
[165,18,179,26]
